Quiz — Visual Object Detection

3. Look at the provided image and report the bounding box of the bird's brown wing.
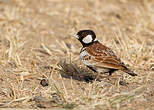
[86,42,125,69]
[85,42,137,76]
[93,57,125,69]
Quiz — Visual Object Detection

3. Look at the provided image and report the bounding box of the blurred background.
[0,0,154,109]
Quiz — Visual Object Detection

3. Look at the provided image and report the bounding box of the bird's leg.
[109,69,118,76]
[87,66,97,72]
[108,69,121,81]
[109,72,113,76]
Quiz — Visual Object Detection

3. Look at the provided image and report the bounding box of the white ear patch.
[82,35,93,44]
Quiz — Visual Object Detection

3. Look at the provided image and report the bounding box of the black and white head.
[73,30,98,46]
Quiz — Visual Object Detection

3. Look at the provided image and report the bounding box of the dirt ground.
[0,0,154,109]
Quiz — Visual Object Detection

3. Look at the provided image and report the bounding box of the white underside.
[95,67,110,73]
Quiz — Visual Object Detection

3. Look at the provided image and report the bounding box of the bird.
[73,30,137,76]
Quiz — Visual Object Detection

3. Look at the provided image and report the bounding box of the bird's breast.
[80,49,93,66]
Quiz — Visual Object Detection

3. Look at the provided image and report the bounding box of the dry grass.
[0,0,154,109]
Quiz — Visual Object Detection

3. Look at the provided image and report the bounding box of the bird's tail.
[121,66,137,76]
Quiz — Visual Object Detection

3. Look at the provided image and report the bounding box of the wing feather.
[85,42,125,69]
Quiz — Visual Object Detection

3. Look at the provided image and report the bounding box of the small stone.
[119,80,128,86]
[40,79,49,87]
[115,14,121,19]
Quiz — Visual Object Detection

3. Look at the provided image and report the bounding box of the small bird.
[73,30,137,76]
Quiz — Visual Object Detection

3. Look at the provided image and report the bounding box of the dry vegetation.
[0,0,154,109]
